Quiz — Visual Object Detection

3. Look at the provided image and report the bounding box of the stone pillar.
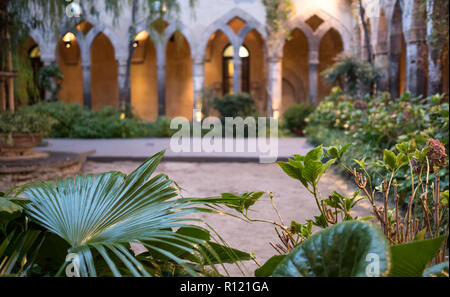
[267,58,282,118]
[192,57,205,110]
[81,62,91,108]
[233,44,242,94]
[117,58,129,108]
[156,43,166,116]
[426,0,442,95]
[374,50,389,91]
[405,28,427,97]
[41,56,57,101]
[308,51,319,103]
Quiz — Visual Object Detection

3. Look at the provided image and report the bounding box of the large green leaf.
[389,235,447,277]
[272,221,390,277]
[22,150,243,277]
[255,254,286,277]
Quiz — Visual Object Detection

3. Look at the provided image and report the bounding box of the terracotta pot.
[0,133,42,157]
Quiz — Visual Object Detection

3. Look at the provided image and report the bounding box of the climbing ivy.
[262,0,294,45]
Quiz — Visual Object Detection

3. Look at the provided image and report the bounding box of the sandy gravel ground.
[82,161,373,276]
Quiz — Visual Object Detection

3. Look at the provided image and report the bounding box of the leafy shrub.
[305,88,449,197]
[24,102,174,139]
[283,103,315,135]
[0,109,55,135]
[321,55,379,97]
[213,93,258,120]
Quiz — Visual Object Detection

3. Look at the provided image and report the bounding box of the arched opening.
[377,10,388,53]
[16,37,44,105]
[282,28,309,117]
[318,28,343,101]
[130,30,157,121]
[58,32,83,105]
[243,29,266,114]
[389,1,406,97]
[222,44,250,95]
[165,32,193,119]
[204,30,231,97]
[91,33,118,110]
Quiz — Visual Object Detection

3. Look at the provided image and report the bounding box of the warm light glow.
[227,60,234,76]
[120,113,126,120]
[62,32,76,42]
[239,46,249,58]
[194,110,203,122]
[135,31,149,41]
[29,46,41,58]
[133,41,138,48]
[273,110,280,120]
[223,45,249,58]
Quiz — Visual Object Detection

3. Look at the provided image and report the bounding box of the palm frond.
[22,150,248,276]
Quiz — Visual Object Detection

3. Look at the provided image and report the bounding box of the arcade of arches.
[18,1,449,121]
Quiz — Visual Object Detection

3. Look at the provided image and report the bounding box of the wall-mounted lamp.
[62,32,75,49]
[132,40,139,48]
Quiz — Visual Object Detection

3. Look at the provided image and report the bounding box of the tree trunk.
[1,0,14,111]
[119,0,138,110]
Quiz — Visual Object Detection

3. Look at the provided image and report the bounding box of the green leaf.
[272,221,390,277]
[396,152,409,169]
[389,235,447,277]
[327,146,339,159]
[255,255,286,277]
[423,262,449,277]
[305,146,323,162]
[383,149,397,171]
[278,161,307,188]
[0,197,23,226]
[302,160,323,185]
[413,228,427,241]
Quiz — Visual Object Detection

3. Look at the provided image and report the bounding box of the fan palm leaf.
[21,150,239,276]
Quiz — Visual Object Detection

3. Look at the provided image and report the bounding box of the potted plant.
[0,109,55,157]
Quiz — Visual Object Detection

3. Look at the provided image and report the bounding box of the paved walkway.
[37,137,314,162]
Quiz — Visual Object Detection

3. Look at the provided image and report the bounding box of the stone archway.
[281,28,309,117]
[389,0,406,98]
[318,28,343,101]
[90,33,118,110]
[165,32,193,119]
[130,30,158,121]
[57,31,83,105]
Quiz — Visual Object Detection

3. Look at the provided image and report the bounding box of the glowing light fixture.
[62,32,76,48]
[132,41,139,48]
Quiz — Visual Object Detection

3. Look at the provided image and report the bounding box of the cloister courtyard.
[0,0,448,281]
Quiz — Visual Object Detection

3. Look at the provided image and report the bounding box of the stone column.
[405,27,427,97]
[117,58,129,108]
[426,0,442,95]
[374,49,390,91]
[192,57,205,110]
[308,51,319,103]
[267,58,282,118]
[81,62,92,108]
[233,45,242,94]
[156,42,166,116]
[41,56,57,101]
